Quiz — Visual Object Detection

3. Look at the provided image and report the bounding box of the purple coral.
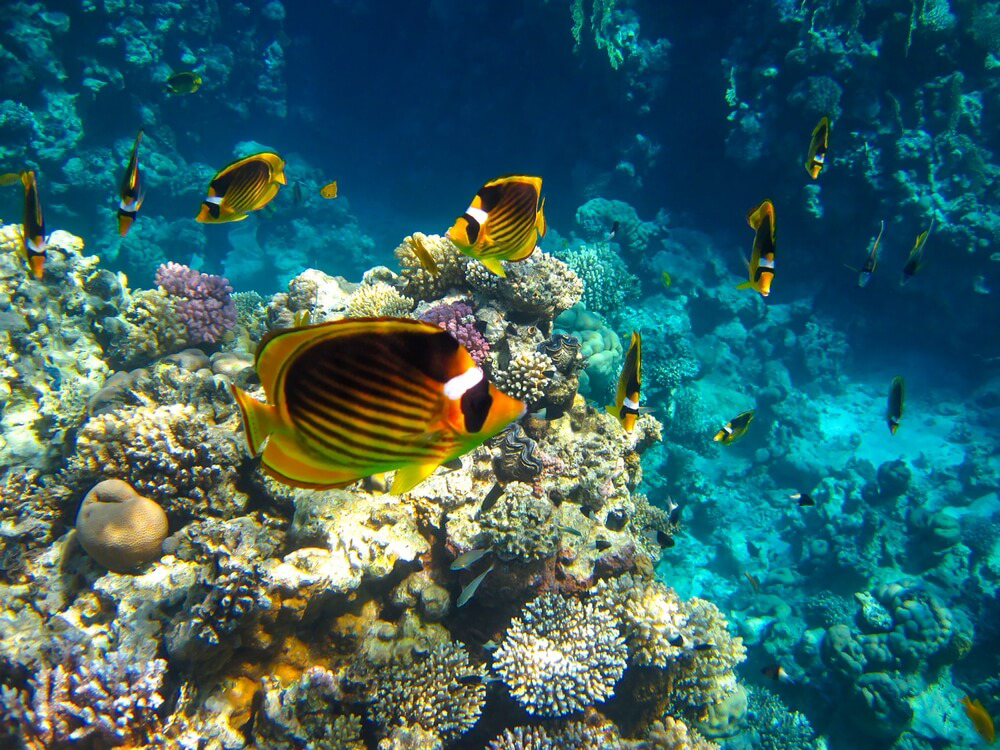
[419,301,490,365]
[155,262,237,344]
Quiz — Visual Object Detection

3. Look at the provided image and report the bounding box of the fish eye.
[460,379,493,433]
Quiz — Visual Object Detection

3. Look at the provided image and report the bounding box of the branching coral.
[1,650,167,748]
[494,350,553,405]
[370,640,485,742]
[155,262,237,344]
[493,592,627,716]
[394,232,469,300]
[466,251,582,319]
[561,241,638,315]
[419,300,490,364]
[345,281,414,318]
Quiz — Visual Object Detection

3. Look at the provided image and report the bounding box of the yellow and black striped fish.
[714,409,755,444]
[117,129,144,237]
[446,175,547,277]
[738,200,775,298]
[196,152,286,223]
[20,170,46,280]
[805,116,830,179]
[606,331,641,432]
[230,317,526,494]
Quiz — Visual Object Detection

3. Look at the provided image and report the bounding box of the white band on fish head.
[444,367,484,400]
[758,257,775,269]
[624,396,640,410]
[205,196,223,205]
[465,206,488,226]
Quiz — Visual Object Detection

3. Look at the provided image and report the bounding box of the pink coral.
[155,262,237,344]
[419,301,490,365]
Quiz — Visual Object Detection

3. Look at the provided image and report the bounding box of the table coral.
[493,592,627,716]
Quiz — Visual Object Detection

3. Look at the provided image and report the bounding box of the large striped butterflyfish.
[805,116,830,179]
[230,317,526,494]
[196,151,286,223]
[606,331,642,432]
[446,175,547,277]
[738,199,776,298]
[20,170,47,280]
[117,129,144,238]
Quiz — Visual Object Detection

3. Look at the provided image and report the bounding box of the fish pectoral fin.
[478,256,507,277]
[736,282,754,291]
[390,461,443,495]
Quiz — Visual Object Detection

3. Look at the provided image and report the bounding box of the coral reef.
[155,262,237,345]
[75,479,168,572]
[419,300,491,365]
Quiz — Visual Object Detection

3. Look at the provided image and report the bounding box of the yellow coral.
[345,281,414,318]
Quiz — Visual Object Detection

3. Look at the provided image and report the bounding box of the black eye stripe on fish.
[461,214,481,245]
[460,378,493,433]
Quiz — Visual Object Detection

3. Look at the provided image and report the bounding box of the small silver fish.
[457,563,494,608]
[557,524,584,538]
[450,547,491,571]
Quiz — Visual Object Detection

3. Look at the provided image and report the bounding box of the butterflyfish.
[411,234,440,277]
[744,572,761,594]
[738,200,776,297]
[887,375,904,435]
[165,71,202,95]
[805,116,830,179]
[446,175,547,277]
[901,219,933,285]
[196,152,286,223]
[606,331,642,432]
[19,170,47,280]
[457,563,494,608]
[762,665,793,683]
[661,271,672,288]
[117,129,144,237]
[713,409,755,444]
[230,317,526,494]
[856,220,884,287]
[962,696,995,744]
[320,180,338,199]
[607,220,620,240]
[791,492,815,507]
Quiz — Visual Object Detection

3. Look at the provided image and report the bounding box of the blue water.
[1,1,998,748]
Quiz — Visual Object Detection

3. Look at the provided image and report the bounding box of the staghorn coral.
[394,232,469,300]
[419,300,490,365]
[494,350,553,406]
[493,592,627,717]
[346,281,414,318]
[1,650,167,749]
[67,402,247,522]
[370,640,485,742]
[75,479,168,572]
[155,262,237,344]
[466,251,582,319]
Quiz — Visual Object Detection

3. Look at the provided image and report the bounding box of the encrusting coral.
[493,592,627,717]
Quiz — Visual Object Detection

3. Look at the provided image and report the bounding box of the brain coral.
[370,641,485,742]
[76,479,168,572]
[493,592,627,717]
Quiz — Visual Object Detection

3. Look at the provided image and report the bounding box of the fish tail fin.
[478,257,506,277]
[390,460,442,495]
[231,385,282,456]
[736,281,754,291]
